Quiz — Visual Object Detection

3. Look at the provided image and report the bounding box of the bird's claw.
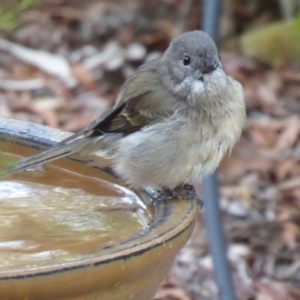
[143,184,202,208]
[170,185,203,208]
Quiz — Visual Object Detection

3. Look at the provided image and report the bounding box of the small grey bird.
[1,31,245,200]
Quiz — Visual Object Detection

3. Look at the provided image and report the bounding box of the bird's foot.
[143,184,202,208]
[142,187,174,202]
[171,184,203,208]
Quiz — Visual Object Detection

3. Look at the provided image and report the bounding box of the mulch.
[1,1,300,299]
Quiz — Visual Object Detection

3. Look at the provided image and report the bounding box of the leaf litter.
[1,0,300,299]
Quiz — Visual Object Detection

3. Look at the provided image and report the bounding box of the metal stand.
[202,0,237,299]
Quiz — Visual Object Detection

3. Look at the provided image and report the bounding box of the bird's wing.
[55,59,175,147]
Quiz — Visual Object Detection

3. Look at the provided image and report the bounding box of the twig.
[277,177,300,191]
[0,79,45,91]
[0,37,77,88]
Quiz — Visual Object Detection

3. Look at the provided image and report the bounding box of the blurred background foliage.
[1,1,300,300]
[0,0,39,31]
[1,0,300,66]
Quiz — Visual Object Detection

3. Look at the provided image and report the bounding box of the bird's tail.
[0,137,91,178]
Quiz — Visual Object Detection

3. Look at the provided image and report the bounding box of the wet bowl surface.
[0,116,198,300]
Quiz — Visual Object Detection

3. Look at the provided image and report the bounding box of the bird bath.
[0,116,198,300]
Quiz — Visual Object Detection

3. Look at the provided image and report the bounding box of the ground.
[1,1,300,299]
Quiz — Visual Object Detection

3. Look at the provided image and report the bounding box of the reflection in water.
[0,179,150,268]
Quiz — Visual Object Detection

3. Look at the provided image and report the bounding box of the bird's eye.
[183,55,191,66]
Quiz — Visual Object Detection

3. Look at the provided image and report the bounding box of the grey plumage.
[1,31,246,194]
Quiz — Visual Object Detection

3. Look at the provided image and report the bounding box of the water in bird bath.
[0,142,152,269]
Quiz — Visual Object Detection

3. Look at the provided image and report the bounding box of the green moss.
[0,0,39,32]
[0,154,16,171]
[240,19,300,68]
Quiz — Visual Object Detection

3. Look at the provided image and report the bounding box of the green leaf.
[295,10,300,36]
[0,0,39,32]
[17,0,39,12]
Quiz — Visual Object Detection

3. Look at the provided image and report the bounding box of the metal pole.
[202,0,237,299]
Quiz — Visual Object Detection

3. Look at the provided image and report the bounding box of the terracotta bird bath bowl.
[0,116,198,300]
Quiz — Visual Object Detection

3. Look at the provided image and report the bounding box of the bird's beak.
[200,62,218,74]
